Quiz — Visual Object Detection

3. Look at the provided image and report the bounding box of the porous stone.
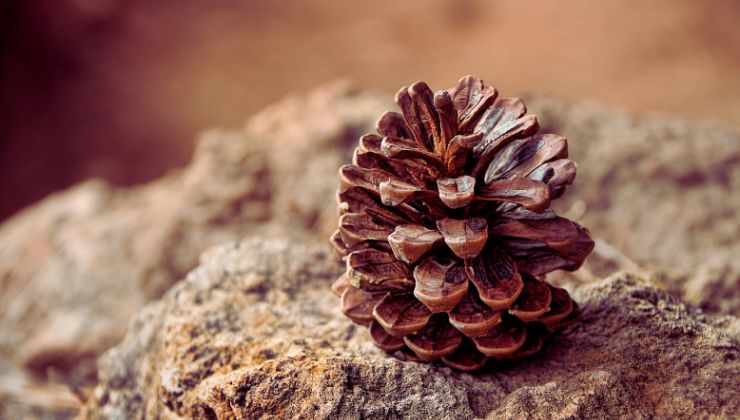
[79,238,740,419]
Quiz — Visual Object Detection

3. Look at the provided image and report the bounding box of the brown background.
[2,0,739,221]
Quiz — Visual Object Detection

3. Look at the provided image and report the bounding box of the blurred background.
[2,0,740,221]
[2,1,740,416]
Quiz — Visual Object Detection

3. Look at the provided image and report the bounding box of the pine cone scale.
[377,112,412,139]
[373,293,432,337]
[387,224,443,264]
[450,78,498,132]
[436,175,476,208]
[408,82,445,156]
[433,90,458,149]
[509,276,553,321]
[394,86,433,151]
[511,324,546,359]
[477,177,551,212]
[442,339,488,372]
[471,97,526,146]
[412,256,468,312]
[345,248,411,288]
[436,217,488,259]
[491,133,569,182]
[444,133,482,175]
[471,316,527,357]
[369,320,406,352]
[472,115,540,176]
[448,288,504,337]
[539,286,574,327]
[340,286,385,326]
[464,247,524,310]
[403,313,463,360]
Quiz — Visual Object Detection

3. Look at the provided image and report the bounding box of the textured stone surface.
[1,82,739,417]
[79,238,740,419]
[0,82,389,383]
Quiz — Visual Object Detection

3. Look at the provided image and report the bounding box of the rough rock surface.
[1,82,739,416]
[0,82,388,383]
[80,238,740,419]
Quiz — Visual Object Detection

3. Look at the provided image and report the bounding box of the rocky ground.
[78,239,740,419]
[1,82,738,418]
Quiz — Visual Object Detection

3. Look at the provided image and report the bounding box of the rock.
[243,81,390,237]
[0,82,389,384]
[79,237,740,419]
[675,264,740,315]
[2,80,740,407]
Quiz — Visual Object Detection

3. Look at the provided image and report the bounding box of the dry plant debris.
[331,76,594,370]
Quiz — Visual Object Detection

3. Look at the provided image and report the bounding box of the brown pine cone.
[330,76,594,371]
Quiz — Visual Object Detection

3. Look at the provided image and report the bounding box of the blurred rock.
[79,238,740,419]
[0,82,388,385]
[243,81,390,237]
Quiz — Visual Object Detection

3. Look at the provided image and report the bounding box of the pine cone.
[330,76,594,371]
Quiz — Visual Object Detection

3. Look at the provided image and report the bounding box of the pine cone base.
[331,76,593,371]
